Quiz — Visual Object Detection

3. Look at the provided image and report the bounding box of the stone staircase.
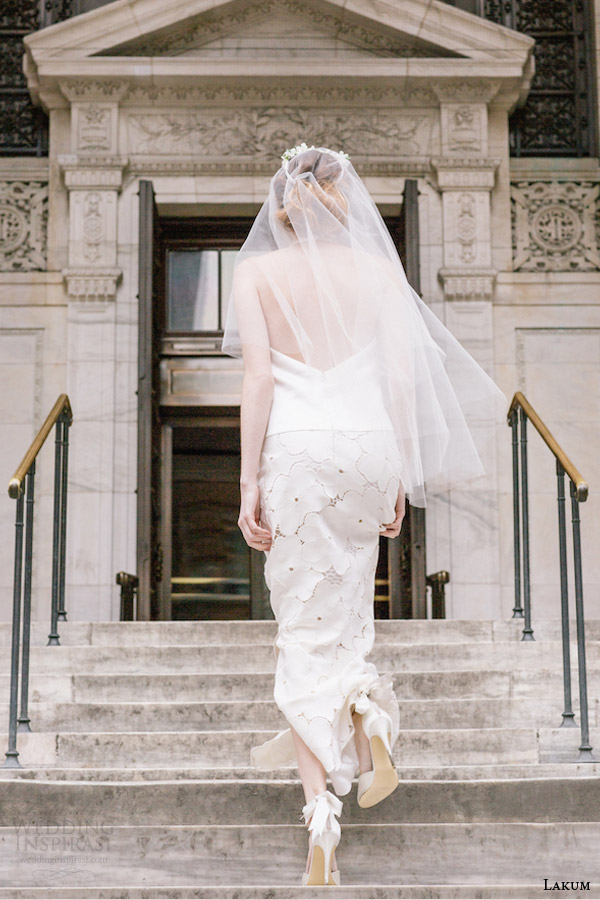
[1,618,600,898]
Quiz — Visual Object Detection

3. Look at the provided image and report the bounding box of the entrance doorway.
[137,181,426,620]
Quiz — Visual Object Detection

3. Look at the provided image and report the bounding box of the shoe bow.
[302,789,343,838]
[353,689,372,715]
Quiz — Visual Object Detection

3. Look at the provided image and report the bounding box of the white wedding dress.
[251,337,402,797]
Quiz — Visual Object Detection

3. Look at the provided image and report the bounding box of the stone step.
[0,696,593,732]
[0,888,594,900]
[1,823,598,890]
[2,617,597,646]
[4,725,596,768]
[0,641,598,675]
[4,667,600,704]
[3,761,600,782]
[0,775,598,827]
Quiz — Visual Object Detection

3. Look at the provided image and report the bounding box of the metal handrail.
[3,394,73,769]
[508,392,593,761]
[8,394,73,499]
[508,392,588,501]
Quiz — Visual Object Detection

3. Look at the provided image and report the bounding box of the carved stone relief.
[440,189,492,269]
[511,181,600,271]
[68,189,117,268]
[74,103,114,154]
[126,107,434,159]
[441,104,487,157]
[0,181,48,272]
[456,193,478,264]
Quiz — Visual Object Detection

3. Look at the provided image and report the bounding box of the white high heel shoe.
[354,692,399,808]
[301,789,343,885]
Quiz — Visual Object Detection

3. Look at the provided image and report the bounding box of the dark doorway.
[137,180,426,620]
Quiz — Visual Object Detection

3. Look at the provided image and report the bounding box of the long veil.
[221,144,507,508]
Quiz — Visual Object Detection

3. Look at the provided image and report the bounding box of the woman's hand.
[379,485,406,539]
[238,482,272,551]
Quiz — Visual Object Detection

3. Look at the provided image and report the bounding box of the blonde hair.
[274,148,349,231]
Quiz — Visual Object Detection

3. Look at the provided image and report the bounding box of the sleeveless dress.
[252,337,402,797]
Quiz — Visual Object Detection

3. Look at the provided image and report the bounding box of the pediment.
[94,0,460,60]
[24,0,534,64]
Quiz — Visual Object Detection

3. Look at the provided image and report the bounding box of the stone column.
[430,95,504,616]
[58,152,126,619]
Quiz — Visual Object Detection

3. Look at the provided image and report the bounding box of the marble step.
[3,725,596,768]
[1,640,598,675]
[0,696,594,732]
[3,761,600,782]
[1,823,599,890]
[2,617,597,646]
[0,775,599,827]
[4,667,600,704]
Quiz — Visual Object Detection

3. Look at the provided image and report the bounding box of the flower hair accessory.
[281,142,351,163]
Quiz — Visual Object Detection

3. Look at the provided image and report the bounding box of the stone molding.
[438,268,498,302]
[511,180,600,272]
[431,157,500,190]
[62,267,122,301]
[0,180,48,272]
[58,156,128,190]
[431,79,502,105]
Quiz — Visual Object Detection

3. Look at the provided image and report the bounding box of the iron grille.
[483,0,596,156]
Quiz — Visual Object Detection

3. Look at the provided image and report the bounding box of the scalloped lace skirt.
[252,428,403,797]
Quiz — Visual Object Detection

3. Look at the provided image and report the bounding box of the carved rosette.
[58,155,127,302]
[511,181,600,271]
[0,181,48,272]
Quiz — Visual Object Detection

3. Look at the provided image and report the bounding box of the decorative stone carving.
[438,268,497,302]
[58,156,126,301]
[431,158,499,190]
[456,193,478,264]
[58,80,130,102]
[511,181,600,271]
[441,104,487,157]
[118,81,438,107]
[127,108,434,158]
[73,103,115,154]
[62,268,122,300]
[58,156,128,190]
[0,181,48,272]
[432,79,502,105]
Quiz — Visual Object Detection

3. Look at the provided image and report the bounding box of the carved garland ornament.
[126,107,433,159]
[511,181,600,271]
[0,181,48,272]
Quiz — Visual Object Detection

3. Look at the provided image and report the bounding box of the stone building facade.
[1,0,599,623]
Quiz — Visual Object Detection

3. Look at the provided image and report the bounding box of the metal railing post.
[57,414,70,622]
[3,492,25,767]
[556,460,575,727]
[519,407,534,640]
[48,418,63,646]
[18,462,36,733]
[510,408,523,618]
[4,394,73,768]
[570,481,594,760]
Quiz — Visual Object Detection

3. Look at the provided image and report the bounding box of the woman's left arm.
[234,261,275,551]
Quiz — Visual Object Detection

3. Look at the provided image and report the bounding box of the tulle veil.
[220,143,507,507]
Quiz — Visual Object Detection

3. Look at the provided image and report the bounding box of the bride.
[221,143,506,885]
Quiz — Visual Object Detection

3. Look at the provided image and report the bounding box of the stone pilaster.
[57,153,127,619]
[430,155,503,619]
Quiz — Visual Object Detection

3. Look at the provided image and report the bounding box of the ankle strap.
[302,790,343,834]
